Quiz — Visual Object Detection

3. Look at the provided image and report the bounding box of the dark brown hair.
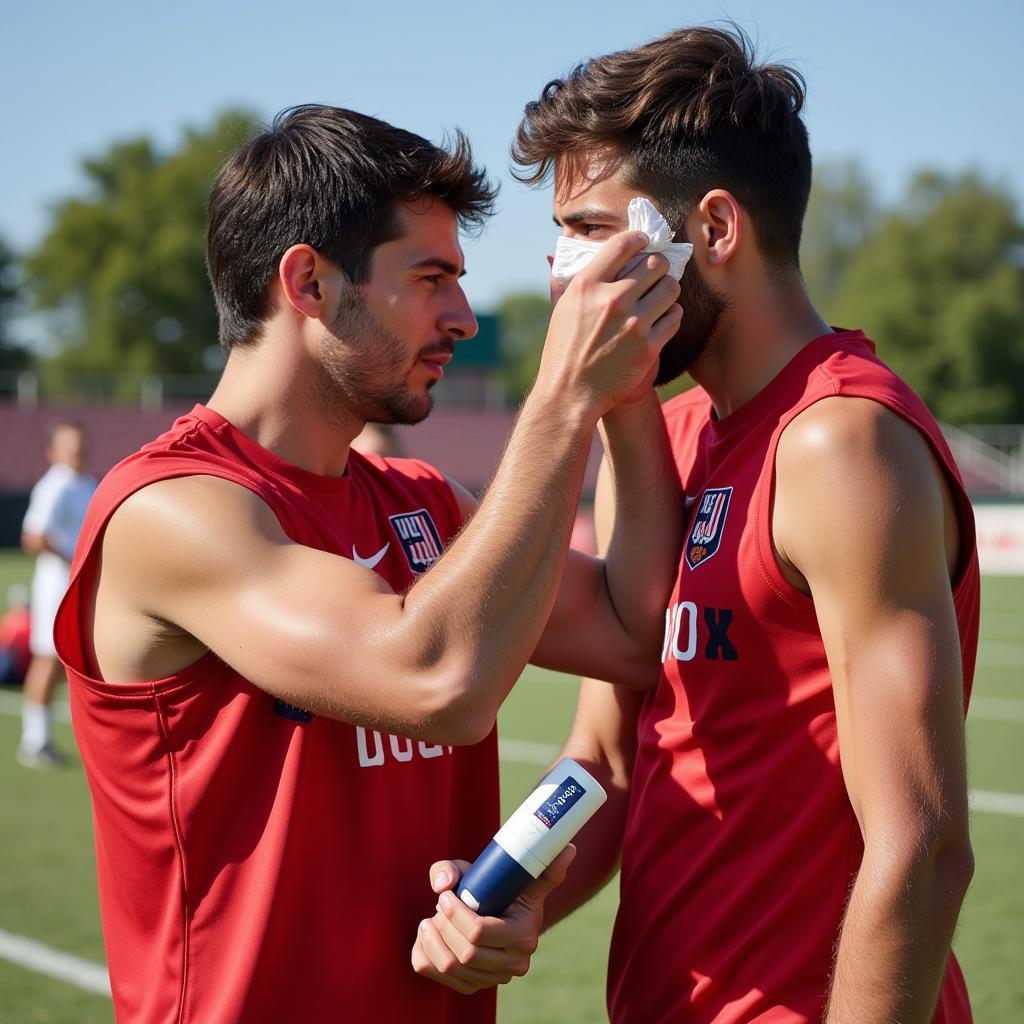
[207,105,497,349]
[513,25,810,264]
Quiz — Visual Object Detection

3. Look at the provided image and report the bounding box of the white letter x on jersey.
[352,543,390,570]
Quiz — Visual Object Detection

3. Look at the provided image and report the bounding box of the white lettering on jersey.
[390,735,414,762]
[356,726,385,766]
[662,601,698,663]
[356,726,453,768]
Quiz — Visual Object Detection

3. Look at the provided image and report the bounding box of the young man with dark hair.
[54,105,684,1022]
[427,27,978,1024]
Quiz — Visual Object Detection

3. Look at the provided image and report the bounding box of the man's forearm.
[402,388,598,737]
[600,390,682,650]
[825,841,974,1023]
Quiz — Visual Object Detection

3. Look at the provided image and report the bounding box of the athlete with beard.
[423,27,980,1024]
[53,106,685,1023]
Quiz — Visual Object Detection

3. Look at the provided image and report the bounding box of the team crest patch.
[685,486,733,570]
[389,508,444,574]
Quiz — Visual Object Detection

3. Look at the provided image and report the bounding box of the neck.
[691,272,832,420]
[207,328,365,477]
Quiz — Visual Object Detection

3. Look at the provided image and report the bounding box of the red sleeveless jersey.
[54,405,499,1024]
[608,332,979,1024]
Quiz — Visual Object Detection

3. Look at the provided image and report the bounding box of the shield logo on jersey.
[685,486,733,569]
[389,508,444,574]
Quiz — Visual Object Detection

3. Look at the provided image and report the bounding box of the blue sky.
[5,0,1022,315]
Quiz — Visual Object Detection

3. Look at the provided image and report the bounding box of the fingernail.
[420,919,430,932]
[433,870,450,889]
[636,231,649,245]
[439,891,452,911]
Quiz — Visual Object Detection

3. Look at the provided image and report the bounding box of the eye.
[575,223,612,240]
[421,273,444,285]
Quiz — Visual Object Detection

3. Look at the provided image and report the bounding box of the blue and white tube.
[456,758,607,917]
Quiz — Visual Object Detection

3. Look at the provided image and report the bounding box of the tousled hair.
[512,25,811,264]
[207,105,497,349]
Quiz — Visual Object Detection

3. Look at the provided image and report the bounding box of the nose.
[439,284,478,342]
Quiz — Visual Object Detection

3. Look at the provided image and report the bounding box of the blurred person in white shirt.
[19,421,96,767]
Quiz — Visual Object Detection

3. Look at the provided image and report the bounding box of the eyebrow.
[410,257,467,278]
[553,207,620,228]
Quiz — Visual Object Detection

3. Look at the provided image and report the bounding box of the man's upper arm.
[95,475,460,738]
[774,398,968,841]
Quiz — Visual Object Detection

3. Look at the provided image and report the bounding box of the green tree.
[800,159,878,316]
[25,109,257,382]
[496,291,551,401]
[831,171,1024,423]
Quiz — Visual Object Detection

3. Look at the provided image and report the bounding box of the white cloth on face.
[23,463,96,656]
[551,197,694,285]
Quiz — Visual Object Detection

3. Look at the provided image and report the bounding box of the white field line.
[969,790,1024,817]
[0,928,109,997]
[970,696,1024,722]
[977,641,1024,668]
[499,743,1024,818]
[0,689,71,721]
[498,737,560,765]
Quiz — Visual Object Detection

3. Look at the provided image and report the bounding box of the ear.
[277,244,330,319]
[695,189,742,268]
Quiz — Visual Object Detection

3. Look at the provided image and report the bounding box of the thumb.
[428,859,469,894]
[513,844,577,914]
[576,230,648,284]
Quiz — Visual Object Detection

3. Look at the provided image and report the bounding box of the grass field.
[0,550,1020,1023]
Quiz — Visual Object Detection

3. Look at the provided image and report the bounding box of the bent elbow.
[933,835,974,903]
[419,702,496,747]
[413,665,500,747]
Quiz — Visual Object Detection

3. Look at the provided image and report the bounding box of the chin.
[379,392,433,427]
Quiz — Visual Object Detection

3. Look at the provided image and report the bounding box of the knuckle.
[522,934,539,955]
[437,952,459,974]
[456,945,478,967]
[604,294,625,318]
[465,921,485,945]
[513,958,532,977]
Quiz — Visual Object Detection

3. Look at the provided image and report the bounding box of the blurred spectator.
[0,583,31,687]
[18,421,96,767]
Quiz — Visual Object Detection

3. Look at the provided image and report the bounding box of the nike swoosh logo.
[684,495,698,511]
[352,543,390,570]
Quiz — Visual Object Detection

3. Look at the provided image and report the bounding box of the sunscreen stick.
[456,758,606,917]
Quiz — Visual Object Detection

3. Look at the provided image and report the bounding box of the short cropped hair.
[46,420,83,446]
[207,105,497,349]
[512,25,811,265]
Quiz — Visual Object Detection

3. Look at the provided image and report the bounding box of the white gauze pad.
[551,197,693,285]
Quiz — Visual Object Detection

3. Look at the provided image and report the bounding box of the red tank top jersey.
[54,405,499,1024]
[608,332,979,1024]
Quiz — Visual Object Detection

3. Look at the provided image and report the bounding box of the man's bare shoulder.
[774,396,953,590]
[103,474,286,592]
[777,395,932,481]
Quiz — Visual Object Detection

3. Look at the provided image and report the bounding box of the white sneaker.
[16,744,69,770]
